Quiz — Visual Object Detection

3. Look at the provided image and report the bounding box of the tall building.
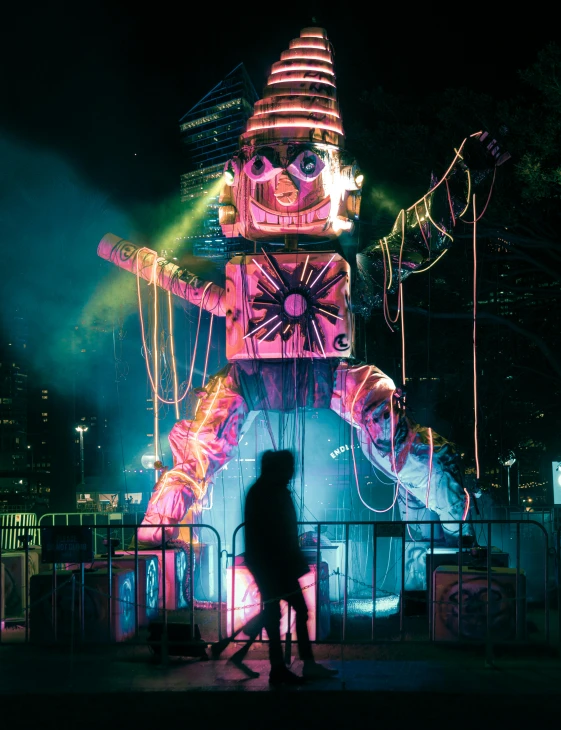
[0,310,29,505]
[179,63,259,259]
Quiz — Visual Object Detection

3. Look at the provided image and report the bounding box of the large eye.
[243,150,280,181]
[287,150,325,181]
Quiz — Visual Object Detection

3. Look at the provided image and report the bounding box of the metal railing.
[0,522,222,657]
[0,513,40,550]
[230,518,551,648]
[0,517,556,653]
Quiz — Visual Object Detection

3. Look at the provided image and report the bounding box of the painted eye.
[244,152,279,181]
[287,150,325,181]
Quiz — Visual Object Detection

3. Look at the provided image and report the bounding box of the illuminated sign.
[329,444,356,459]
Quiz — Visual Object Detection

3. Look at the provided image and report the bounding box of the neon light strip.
[202,313,214,386]
[192,438,207,485]
[270,63,334,75]
[152,257,159,465]
[253,105,340,118]
[309,254,335,288]
[382,238,393,291]
[268,75,336,88]
[258,320,282,341]
[462,488,470,521]
[410,249,448,274]
[187,282,212,392]
[247,119,342,134]
[167,291,180,420]
[196,378,222,436]
[414,206,430,250]
[317,307,342,320]
[425,428,433,508]
[472,194,480,480]
[400,283,406,385]
[423,197,453,242]
[300,255,309,282]
[349,369,400,513]
[311,319,326,357]
[405,137,471,213]
[252,259,280,291]
[243,314,279,339]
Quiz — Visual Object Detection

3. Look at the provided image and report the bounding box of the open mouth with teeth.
[249,197,332,232]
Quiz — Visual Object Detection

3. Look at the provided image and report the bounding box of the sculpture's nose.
[274,170,298,206]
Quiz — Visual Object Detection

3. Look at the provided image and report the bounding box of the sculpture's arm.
[353,129,511,316]
[98,233,226,316]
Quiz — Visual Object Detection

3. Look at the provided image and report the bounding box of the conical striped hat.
[241,27,344,148]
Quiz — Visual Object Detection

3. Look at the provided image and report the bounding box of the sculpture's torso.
[225,250,351,360]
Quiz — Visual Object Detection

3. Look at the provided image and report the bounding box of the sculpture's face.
[219,141,362,243]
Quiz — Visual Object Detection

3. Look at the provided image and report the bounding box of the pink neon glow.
[253,105,340,119]
[472,195,480,479]
[243,314,279,339]
[187,282,212,392]
[425,428,433,508]
[246,118,343,134]
[311,319,326,358]
[252,258,280,291]
[258,319,283,341]
[462,488,470,521]
[268,74,336,88]
[196,378,223,436]
[202,313,214,386]
[309,254,335,288]
[400,283,406,385]
[270,62,334,76]
[318,307,342,320]
[281,50,332,62]
[226,564,323,640]
[300,255,309,282]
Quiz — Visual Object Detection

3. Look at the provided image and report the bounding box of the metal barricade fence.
[0,518,555,650]
[230,519,552,648]
[38,512,145,556]
[0,522,222,654]
[0,513,40,550]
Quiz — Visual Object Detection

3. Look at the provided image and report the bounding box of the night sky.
[0,3,553,397]
[1,5,551,213]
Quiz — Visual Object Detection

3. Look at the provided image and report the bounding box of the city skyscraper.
[179,63,259,258]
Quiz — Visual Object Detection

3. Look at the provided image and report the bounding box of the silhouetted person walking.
[241,449,338,685]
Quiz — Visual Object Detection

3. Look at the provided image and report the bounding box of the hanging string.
[399,282,406,387]
[167,291,180,420]
[187,282,212,392]
[472,194,480,480]
[151,258,160,464]
[202,313,214,386]
[349,367,400,514]
[136,255,192,406]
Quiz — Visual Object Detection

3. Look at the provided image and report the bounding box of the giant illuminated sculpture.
[97,27,508,550]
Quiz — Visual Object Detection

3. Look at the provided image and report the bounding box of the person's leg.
[260,582,305,685]
[285,580,313,661]
[286,581,339,679]
[230,611,264,661]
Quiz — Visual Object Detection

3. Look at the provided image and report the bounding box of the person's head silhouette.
[260,449,295,485]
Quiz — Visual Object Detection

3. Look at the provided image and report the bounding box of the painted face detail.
[220,142,356,242]
[218,27,362,244]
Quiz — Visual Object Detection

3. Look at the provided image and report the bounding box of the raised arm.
[97,233,226,316]
[353,129,511,316]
